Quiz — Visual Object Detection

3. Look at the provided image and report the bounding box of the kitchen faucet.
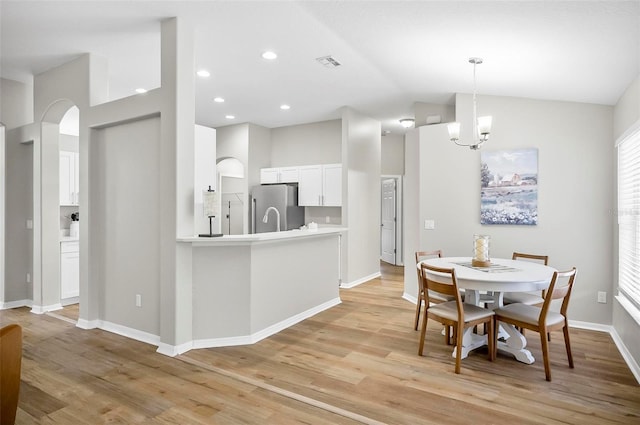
[262,206,281,232]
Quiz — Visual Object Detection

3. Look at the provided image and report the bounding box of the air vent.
[316,55,341,68]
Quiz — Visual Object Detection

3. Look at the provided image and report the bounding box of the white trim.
[190,297,342,352]
[157,341,193,357]
[402,292,418,305]
[340,272,381,289]
[1,299,32,310]
[615,294,640,327]
[609,325,640,384]
[76,318,99,329]
[31,303,63,314]
[0,126,4,306]
[99,320,161,346]
[61,296,79,307]
[615,118,640,147]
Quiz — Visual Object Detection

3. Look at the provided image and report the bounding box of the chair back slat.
[512,252,549,265]
[420,263,464,313]
[539,268,577,324]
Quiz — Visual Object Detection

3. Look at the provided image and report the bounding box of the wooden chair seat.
[419,263,495,374]
[493,303,565,327]
[1,324,23,425]
[429,301,495,322]
[493,267,577,381]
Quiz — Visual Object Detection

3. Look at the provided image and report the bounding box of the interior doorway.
[380,176,403,266]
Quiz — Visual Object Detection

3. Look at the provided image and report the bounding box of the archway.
[33,100,80,317]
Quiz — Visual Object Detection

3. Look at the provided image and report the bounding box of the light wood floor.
[1,262,638,424]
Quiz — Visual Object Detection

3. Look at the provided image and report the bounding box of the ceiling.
[1,1,639,134]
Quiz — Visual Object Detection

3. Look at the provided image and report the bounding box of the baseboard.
[568,320,640,385]
[76,318,100,329]
[0,299,32,310]
[31,303,63,314]
[340,272,381,289]
[99,320,161,347]
[61,296,79,306]
[157,341,193,357]
[402,292,418,305]
[191,297,342,352]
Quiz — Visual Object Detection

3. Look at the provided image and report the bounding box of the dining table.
[420,256,556,364]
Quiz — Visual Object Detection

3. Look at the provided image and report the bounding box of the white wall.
[413,102,455,127]
[94,117,161,334]
[270,119,341,166]
[1,79,34,306]
[612,74,640,369]
[381,133,404,175]
[405,94,614,326]
[0,78,34,129]
[341,107,382,286]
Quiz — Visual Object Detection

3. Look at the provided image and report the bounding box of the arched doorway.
[33,100,81,320]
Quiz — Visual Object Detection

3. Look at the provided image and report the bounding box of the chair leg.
[563,323,574,368]
[454,323,463,374]
[414,292,423,331]
[540,328,552,381]
[487,319,495,362]
[418,310,428,356]
[445,325,452,345]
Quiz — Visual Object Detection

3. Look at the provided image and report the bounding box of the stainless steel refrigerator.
[250,184,305,233]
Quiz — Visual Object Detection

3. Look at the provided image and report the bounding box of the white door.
[381,178,397,264]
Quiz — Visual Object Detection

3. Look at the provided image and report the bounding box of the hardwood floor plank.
[3,262,639,424]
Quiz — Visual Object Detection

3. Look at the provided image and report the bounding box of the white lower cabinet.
[60,241,79,300]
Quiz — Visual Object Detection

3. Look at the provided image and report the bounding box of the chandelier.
[447,57,492,150]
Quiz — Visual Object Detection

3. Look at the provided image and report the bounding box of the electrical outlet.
[597,291,607,304]
[26,219,33,229]
[424,219,435,230]
[325,216,330,224]
[26,273,31,283]
[136,294,142,307]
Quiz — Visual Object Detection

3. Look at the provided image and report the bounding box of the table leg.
[497,322,535,364]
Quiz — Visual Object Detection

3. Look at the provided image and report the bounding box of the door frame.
[381,175,403,266]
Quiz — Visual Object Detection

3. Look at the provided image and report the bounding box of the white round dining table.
[420,256,556,364]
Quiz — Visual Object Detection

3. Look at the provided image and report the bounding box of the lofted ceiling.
[1,0,639,134]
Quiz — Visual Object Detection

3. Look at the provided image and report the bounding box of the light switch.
[424,219,435,230]
[26,219,33,229]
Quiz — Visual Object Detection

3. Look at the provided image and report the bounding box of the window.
[618,125,640,316]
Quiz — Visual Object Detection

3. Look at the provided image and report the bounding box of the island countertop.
[177,227,347,245]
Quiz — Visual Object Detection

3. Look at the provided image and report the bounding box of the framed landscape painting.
[480,148,538,225]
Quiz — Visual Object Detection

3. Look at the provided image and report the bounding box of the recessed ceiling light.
[262,51,277,60]
[280,104,290,110]
[213,97,225,103]
[135,88,147,94]
[197,70,211,77]
[225,115,235,119]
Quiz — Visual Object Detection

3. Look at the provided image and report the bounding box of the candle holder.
[472,234,491,267]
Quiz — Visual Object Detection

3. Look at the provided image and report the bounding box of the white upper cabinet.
[260,167,299,184]
[322,163,342,207]
[60,151,79,206]
[298,163,342,207]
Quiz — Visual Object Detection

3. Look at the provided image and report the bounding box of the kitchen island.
[174,227,346,351]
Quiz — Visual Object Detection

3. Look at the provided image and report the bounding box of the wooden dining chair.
[502,252,549,306]
[414,250,448,331]
[493,267,577,381]
[418,263,495,374]
[1,324,23,425]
